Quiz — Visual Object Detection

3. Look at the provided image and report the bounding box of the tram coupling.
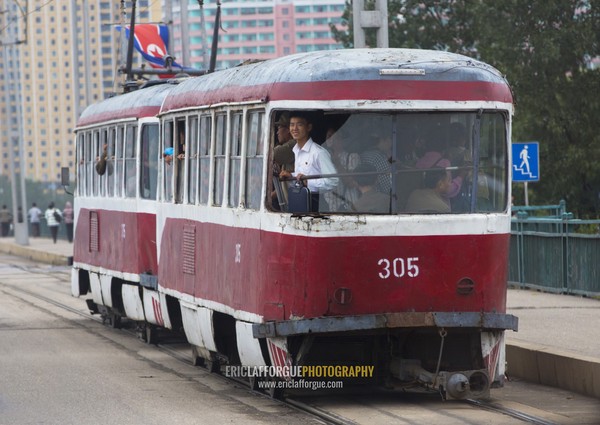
[390,358,490,400]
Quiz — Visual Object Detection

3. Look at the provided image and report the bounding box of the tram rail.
[0,264,560,425]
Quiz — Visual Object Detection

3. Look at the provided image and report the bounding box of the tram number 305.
[378,257,420,279]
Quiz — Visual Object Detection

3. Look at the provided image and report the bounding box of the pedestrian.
[28,202,42,237]
[0,205,12,237]
[63,201,74,243]
[44,202,62,244]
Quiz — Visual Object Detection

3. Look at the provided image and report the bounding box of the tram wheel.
[204,359,220,373]
[267,384,284,400]
[249,376,260,391]
[145,325,158,345]
[191,346,204,366]
[109,313,122,329]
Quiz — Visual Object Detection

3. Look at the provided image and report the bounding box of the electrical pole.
[180,0,190,66]
[1,1,29,245]
[352,0,388,48]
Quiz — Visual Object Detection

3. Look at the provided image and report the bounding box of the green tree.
[332,0,600,217]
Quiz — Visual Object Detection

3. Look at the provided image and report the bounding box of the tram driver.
[279,112,338,212]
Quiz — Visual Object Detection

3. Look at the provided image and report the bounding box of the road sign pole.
[524,182,529,206]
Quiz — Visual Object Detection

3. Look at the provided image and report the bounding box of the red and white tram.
[72,49,518,399]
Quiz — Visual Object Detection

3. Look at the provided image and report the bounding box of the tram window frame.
[99,128,108,197]
[245,109,264,210]
[266,110,508,215]
[174,118,186,204]
[161,120,173,202]
[115,125,125,197]
[77,132,86,196]
[140,123,159,200]
[187,116,199,204]
[198,114,212,205]
[86,131,93,197]
[106,127,116,197]
[228,111,243,207]
[92,130,100,196]
[476,112,508,212]
[213,113,227,206]
[124,125,137,198]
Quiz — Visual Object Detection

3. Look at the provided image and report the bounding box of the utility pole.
[1,1,29,245]
[180,0,190,66]
[352,0,388,48]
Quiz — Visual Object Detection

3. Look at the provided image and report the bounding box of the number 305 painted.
[378,257,420,279]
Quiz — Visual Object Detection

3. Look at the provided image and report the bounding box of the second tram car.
[72,49,518,399]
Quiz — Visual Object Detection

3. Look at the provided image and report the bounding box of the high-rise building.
[170,0,345,70]
[0,0,345,183]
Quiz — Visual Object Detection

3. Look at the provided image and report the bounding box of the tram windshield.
[273,111,508,215]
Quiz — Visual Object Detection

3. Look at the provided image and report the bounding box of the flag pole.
[125,0,137,91]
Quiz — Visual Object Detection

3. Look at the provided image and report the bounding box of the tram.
[72,48,518,399]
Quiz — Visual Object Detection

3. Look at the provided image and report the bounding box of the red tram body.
[72,49,518,399]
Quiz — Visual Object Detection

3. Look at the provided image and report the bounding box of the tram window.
[162,120,174,201]
[77,133,85,196]
[175,119,186,204]
[106,128,116,197]
[115,126,124,197]
[213,114,227,206]
[86,131,93,197]
[198,115,211,205]
[99,129,108,197]
[92,131,100,196]
[187,116,199,204]
[477,113,507,212]
[280,111,509,215]
[140,123,159,200]
[124,126,137,198]
[229,112,243,207]
[245,110,264,210]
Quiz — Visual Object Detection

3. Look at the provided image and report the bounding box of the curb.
[507,340,600,399]
[0,242,72,266]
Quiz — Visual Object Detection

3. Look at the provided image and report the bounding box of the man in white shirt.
[279,112,338,211]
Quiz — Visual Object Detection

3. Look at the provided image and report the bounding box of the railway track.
[0,262,561,425]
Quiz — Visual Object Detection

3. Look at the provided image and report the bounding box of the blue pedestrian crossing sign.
[512,142,539,182]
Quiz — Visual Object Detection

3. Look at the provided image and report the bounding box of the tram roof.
[161,48,512,113]
[76,82,177,128]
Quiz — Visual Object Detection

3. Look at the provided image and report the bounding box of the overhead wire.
[0,0,55,37]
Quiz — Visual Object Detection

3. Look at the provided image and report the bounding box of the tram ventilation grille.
[89,211,99,252]
[182,225,196,275]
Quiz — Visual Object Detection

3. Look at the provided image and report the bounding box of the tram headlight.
[456,277,475,295]
[333,287,352,305]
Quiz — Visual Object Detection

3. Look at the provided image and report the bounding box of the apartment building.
[0,0,345,183]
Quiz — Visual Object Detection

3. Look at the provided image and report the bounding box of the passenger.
[323,126,361,211]
[360,132,392,194]
[271,113,295,210]
[177,143,186,160]
[176,124,186,160]
[352,163,390,213]
[273,113,295,172]
[415,127,464,199]
[445,122,469,166]
[279,112,338,212]
[163,147,174,165]
[405,168,452,214]
[95,143,108,175]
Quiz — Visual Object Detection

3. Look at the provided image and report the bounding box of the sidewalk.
[0,236,73,266]
[0,236,598,398]
[505,288,600,399]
